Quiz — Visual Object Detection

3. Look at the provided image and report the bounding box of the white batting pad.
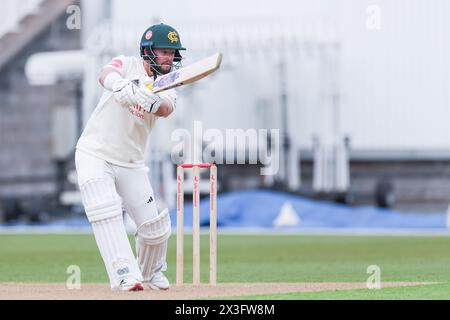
[80,178,143,288]
[135,208,171,282]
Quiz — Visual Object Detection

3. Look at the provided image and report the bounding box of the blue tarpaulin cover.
[170,189,446,229]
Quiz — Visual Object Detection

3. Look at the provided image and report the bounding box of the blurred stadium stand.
[0,0,80,222]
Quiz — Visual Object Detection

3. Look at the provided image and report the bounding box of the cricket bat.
[147,53,222,93]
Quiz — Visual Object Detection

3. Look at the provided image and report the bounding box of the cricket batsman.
[75,23,185,291]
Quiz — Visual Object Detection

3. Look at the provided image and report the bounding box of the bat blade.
[152,53,222,93]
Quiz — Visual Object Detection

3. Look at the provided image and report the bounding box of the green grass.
[227,283,450,300]
[1,233,450,298]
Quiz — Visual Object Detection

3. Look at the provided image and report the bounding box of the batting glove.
[112,78,138,107]
[135,87,164,114]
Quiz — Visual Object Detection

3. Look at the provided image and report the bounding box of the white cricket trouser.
[75,149,159,288]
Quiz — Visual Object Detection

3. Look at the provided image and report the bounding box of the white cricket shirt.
[76,56,176,168]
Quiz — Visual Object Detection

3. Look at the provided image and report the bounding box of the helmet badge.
[168,31,179,43]
[145,31,153,40]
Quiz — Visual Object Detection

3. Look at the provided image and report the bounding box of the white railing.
[0,0,43,38]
